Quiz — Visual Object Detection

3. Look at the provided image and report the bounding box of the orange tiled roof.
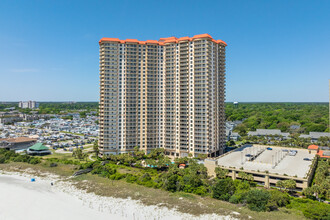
[308,145,319,150]
[317,150,330,158]
[99,34,227,46]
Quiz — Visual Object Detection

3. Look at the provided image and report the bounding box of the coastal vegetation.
[0,149,41,164]
[303,159,330,201]
[1,147,329,219]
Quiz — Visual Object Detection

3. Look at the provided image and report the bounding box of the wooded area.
[226,103,329,134]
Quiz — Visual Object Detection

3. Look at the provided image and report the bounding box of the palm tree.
[276,180,285,191]
[215,167,229,179]
[283,179,296,192]
[238,172,254,182]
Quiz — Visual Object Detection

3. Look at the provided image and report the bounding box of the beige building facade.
[99,34,227,158]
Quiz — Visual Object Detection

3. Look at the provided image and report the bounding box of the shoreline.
[0,170,237,220]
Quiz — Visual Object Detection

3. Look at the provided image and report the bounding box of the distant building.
[229,132,241,141]
[18,101,39,109]
[290,124,301,130]
[0,111,21,124]
[27,143,51,155]
[0,137,37,150]
[4,107,15,111]
[0,111,45,124]
[248,129,290,140]
[308,145,330,159]
[300,132,330,143]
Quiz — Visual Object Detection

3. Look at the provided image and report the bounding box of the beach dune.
[0,174,234,220]
[0,175,125,220]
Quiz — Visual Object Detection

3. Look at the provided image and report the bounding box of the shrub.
[267,190,290,210]
[245,189,270,212]
[91,163,117,177]
[302,203,330,220]
[28,157,41,164]
[193,186,208,196]
[125,174,138,183]
[139,173,152,182]
[163,174,179,192]
[109,173,126,180]
[212,178,235,201]
[141,180,156,188]
[228,180,250,204]
[135,173,157,187]
[0,155,5,164]
[229,194,241,204]
[12,155,30,163]
[287,197,330,220]
[183,184,194,193]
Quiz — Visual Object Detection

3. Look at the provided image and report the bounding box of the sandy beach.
[0,173,236,220]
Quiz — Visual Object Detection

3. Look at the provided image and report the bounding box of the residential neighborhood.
[0,113,98,152]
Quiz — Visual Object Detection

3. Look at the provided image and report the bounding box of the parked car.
[266,147,272,150]
[289,150,297,156]
[303,158,311,161]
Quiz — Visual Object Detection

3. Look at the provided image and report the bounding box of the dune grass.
[0,162,305,220]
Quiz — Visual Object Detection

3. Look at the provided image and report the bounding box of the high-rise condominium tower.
[99,34,227,158]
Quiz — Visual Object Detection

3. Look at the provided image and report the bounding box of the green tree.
[215,167,229,179]
[302,203,330,220]
[229,180,250,204]
[93,140,99,157]
[163,173,179,192]
[238,172,254,182]
[212,178,235,201]
[79,111,87,118]
[72,148,83,160]
[245,189,270,212]
[283,179,296,192]
[267,190,290,210]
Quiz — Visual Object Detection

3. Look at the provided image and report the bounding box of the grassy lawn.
[39,147,95,163]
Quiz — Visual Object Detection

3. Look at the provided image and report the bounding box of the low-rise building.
[300,132,330,143]
[0,137,37,150]
[308,145,330,159]
[248,129,290,140]
[27,143,51,155]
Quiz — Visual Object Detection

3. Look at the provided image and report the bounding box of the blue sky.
[0,0,329,102]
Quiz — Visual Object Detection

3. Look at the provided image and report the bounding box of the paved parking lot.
[217,145,315,178]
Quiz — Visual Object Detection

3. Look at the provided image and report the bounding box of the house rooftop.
[0,137,37,143]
